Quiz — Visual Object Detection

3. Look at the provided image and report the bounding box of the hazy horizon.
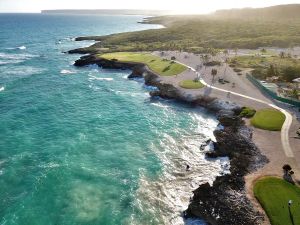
[1,0,300,14]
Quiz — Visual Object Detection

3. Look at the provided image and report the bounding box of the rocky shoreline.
[72,53,269,225]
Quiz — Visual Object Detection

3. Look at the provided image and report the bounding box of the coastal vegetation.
[230,55,300,82]
[99,52,186,76]
[254,177,300,225]
[179,80,205,89]
[239,107,256,118]
[76,5,300,55]
[250,108,285,131]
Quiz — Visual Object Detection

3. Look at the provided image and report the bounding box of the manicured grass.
[250,108,285,131]
[100,52,186,76]
[254,177,300,225]
[179,80,205,89]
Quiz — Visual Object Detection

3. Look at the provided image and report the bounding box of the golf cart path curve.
[176,61,294,158]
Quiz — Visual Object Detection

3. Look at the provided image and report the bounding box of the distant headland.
[41,9,173,16]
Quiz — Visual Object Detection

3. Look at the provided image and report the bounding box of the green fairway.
[254,177,300,225]
[179,80,205,89]
[100,52,186,76]
[250,108,285,131]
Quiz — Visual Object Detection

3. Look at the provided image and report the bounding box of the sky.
[0,0,300,13]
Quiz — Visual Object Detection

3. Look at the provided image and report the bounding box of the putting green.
[179,80,205,89]
[251,108,285,131]
[254,177,300,225]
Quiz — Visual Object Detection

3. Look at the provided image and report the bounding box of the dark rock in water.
[68,47,97,54]
[128,65,146,79]
[217,112,244,129]
[208,99,241,112]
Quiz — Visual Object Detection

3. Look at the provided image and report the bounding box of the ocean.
[0,14,228,225]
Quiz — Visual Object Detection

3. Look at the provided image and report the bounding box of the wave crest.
[17,46,26,50]
[88,75,113,81]
[60,69,76,74]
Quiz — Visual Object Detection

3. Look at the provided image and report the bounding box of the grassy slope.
[83,11,300,54]
[231,55,300,69]
[100,52,186,76]
[254,177,300,225]
[179,80,205,89]
[251,108,285,131]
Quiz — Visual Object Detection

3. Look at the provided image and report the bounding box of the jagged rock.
[187,117,269,225]
[208,99,241,112]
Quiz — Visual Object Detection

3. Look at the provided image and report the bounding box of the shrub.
[283,164,292,172]
[233,68,242,73]
[240,107,256,118]
[204,61,221,66]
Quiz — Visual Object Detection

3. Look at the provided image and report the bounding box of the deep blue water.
[0,14,227,225]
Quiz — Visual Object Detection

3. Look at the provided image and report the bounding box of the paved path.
[176,61,295,158]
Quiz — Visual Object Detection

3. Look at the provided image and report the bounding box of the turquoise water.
[0,14,228,225]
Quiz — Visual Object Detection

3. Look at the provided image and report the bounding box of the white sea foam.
[0,52,38,60]
[150,102,170,109]
[17,46,26,50]
[143,84,158,91]
[0,87,4,92]
[60,69,76,74]
[38,162,60,169]
[0,60,25,65]
[88,75,113,81]
[87,64,100,70]
[6,46,26,50]
[131,112,230,225]
[3,66,46,76]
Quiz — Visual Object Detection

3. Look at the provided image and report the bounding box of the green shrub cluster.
[240,107,256,118]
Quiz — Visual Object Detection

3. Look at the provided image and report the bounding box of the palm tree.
[201,54,210,72]
[279,51,286,59]
[283,164,292,175]
[211,69,218,83]
[223,49,229,56]
[234,48,238,56]
[291,89,298,99]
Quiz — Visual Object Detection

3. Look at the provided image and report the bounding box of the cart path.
[176,60,295,158]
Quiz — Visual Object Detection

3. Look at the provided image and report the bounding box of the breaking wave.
[17,46,26,50]
[131,112,230,225]
[60,69,76,74]
[88,75,113,81]
[0,52,38,65]
[2,66,46,76]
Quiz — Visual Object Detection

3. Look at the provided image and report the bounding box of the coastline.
[70,54,269,224]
